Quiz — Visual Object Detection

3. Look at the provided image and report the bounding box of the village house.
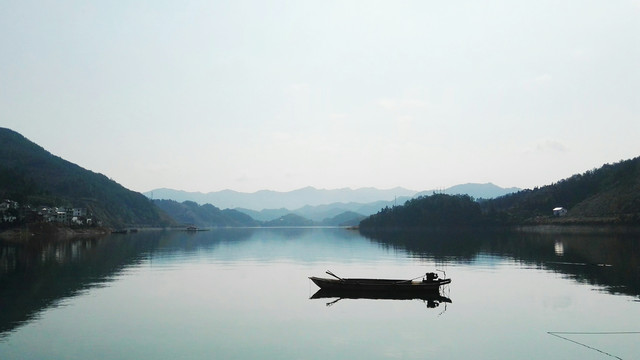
[1,199,19,222]
[1,199,19,212]
[55,207,90,225]
[56,210,68,224]
[73,208,87,217]
[39,207,57,222]
[0,200,93,226]
[553,207,568,217]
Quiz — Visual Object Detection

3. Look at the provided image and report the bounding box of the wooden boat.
[309,271,451,293]
[184,226,210,232]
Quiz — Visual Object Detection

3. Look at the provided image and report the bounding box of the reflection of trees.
[540,232,640,297]
[360,229,640,298]
[2,227,638,338]
[0,229,256,336]
[360,229,487,263]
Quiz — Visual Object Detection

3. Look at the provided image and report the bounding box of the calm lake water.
[1,227,639,359]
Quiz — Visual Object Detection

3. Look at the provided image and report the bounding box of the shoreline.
[359,222,640,235]
[0,223,110,242]
[3,222,640,243]
[513,224,640,234]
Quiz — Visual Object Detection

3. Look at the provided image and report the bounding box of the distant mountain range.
[144,183,520,213]
[152,199,366,227]
[144,183,520,226]
[144,186,417,210]
[152,200,260,227]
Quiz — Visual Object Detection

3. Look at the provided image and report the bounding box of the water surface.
[1,228,639,359]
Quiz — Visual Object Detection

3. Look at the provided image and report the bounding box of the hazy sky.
[2,1,639,193]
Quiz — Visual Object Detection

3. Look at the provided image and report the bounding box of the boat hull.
[309,276,451,292]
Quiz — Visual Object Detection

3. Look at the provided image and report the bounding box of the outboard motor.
[425,272,438,282]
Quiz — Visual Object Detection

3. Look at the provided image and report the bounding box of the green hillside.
[0,128,174,228]
[320,211,366,226]
[360,194,483,229]
[263,214,315,227]
[485,156,640,224]
[361,156,640,229]
[153,199,259,227]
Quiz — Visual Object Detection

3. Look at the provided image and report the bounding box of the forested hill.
[360,194,483,229]
[153,199,259,227]
[360,156,640,229]
[485,156,640,224]
[0,128,174,228]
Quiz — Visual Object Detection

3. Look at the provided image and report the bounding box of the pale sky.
[2,1,639,193]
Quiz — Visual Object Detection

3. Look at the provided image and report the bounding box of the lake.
[1,227,639,359]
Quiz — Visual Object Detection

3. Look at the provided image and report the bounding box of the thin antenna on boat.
[326,270,343,281]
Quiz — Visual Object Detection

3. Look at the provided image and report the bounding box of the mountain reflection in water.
[360,228,640,298]
[0,229,252,336]
[1,227,639,340]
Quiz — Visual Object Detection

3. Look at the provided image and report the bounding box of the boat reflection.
[310,288,452,309]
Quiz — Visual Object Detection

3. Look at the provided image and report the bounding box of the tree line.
[360,156,640,229]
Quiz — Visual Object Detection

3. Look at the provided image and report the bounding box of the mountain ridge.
[144,186,418,210]
[145,183,519,211]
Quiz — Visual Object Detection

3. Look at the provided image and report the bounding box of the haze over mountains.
[145,187,416,210]
[144,183,521,221]
[3,127,638,229]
